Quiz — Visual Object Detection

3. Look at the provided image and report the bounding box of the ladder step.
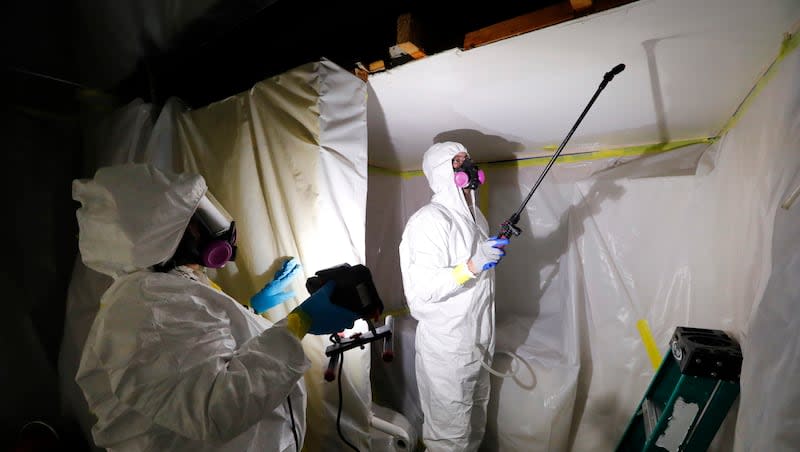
[616,326,742,452]
[642,398,661,438]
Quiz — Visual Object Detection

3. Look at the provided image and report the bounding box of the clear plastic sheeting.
[173,58,371,451]
[565,42,799,452]
[735,200,800,451]
[733,45,800,452]
[485,159,641,452]
[365,39,799,452]
[364,0,800,171]
[59,58,372,451]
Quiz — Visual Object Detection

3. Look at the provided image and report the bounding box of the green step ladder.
[616,326,743,452]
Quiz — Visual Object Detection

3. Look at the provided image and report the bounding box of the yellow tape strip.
[401,170,425,179]
[365,165,396,176]
[489,138,714,170]
[378,310,663,370]
[368,31,799,179]
[369,138,715,177]
[479,177,490,215]
[636,318,662,370]
[367,33,800,370]
[380,306,410,320]
[717,31,800,137]
[368,165,423,178]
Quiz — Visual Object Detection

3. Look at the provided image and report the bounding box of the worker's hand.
[468,236,509,274]
[292,280,360,335]
[251,258,302,314]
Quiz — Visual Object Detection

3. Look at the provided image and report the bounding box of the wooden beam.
[368,60,386,72]
[464,2,572,50]
[397,13,421,45]
[395,42,426,59]
[394,13,426,60]
[353,67,369,82]
[464,0,639,50]
[570,0,593,12]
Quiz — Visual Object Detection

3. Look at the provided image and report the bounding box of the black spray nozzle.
[602,63,626,87]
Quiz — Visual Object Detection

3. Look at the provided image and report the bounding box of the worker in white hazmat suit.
[399,142,508,451]
[72,163,359,451]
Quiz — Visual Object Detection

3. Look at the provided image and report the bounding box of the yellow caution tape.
[366,165,423,179]
[489,138,715,170]
[717,31,799,136]
[377,309,664,371]
[479,177,490,216]
[366,32,800,369]
[636,318,662,370]
[380,306,410,320]
[368,32,800,178]
[368,137,715,177]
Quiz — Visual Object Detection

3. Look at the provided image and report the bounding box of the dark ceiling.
[119,0,563,108]
[5,0,565,115]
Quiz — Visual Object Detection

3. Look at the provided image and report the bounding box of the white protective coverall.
[72,163,309,452]
[398,142,496,451]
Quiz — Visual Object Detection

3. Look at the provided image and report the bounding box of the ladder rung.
[642,398,661,438]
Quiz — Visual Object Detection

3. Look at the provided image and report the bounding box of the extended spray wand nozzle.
[601,63,626,88]
[496,63,626,240]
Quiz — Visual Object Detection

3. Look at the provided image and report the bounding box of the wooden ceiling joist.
[464,0,639,50]
[570,0,594,12]
[394,13,427,60]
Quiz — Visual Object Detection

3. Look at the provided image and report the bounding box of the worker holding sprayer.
[399,142,508,451]
[72,163,360,452]
[398,64,626,451]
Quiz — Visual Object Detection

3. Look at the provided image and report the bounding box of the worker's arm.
[90,280,309,443]
[399,208,475,304]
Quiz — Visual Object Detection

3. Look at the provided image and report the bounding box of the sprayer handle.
[497,221,522,241]
[324,353,340,382]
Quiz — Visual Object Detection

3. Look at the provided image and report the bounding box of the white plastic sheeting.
[172,59,372,451]
[366,36,800,452]
[365,0,800,171]
[367,145,708,450]
[59,59,373,451]
[732,43,800,451]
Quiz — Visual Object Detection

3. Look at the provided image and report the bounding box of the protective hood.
[422,142,472,217]
[72,163,207,278]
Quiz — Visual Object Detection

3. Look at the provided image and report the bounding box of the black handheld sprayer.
[496,63,626,240]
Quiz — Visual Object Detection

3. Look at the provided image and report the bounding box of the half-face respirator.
[192,192,238,268]
[454,157,485,190]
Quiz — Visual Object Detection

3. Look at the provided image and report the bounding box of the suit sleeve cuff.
[452,263,476,285]
[286,311,311,339]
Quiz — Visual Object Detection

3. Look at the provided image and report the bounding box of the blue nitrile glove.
[291,280,361,335]
[469,236,509,273]
[251,258,302,314]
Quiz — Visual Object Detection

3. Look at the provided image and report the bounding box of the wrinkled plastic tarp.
[59,59,372,451]
[367,42,800,452]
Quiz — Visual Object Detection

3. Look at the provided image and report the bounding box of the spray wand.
[497,63,626,240]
